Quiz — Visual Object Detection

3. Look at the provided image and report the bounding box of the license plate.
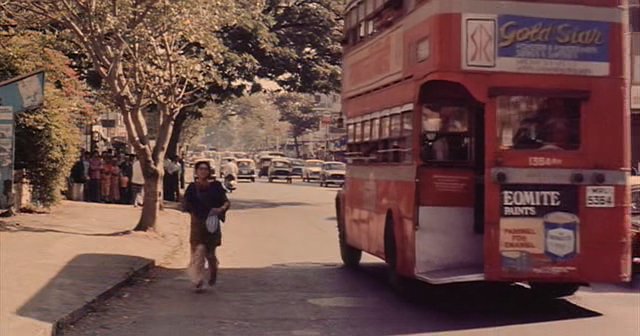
[586,186,615,208]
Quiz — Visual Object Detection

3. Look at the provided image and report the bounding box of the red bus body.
[339,0,632,287]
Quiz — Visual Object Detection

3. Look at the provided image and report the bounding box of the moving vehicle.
[219,156,237,178]
[232,151,249,159]
[320,162,346,187]
[268,158,293,184]
[257,151,286,159]
[290,159,305,178]
[237,159,257,182]
[336,0,631,297]
[302,159,324,182]
[258,156,274,178]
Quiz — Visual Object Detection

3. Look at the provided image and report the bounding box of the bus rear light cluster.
[495,172,507,184]
[593,173,606,184]
[571,173,584,184]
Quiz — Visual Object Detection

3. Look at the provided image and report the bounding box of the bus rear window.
[497,96,580,151]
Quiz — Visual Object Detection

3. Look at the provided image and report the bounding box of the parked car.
[302,159,324,182]
[268,158,293,183]
[237,159,257,182]
[631,177,640,274]
[290,159,305,178]
[319,161,346,187]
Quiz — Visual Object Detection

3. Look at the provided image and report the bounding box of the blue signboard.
[463,14,612,76]
[0,71,45,113]
[497,15,610,62]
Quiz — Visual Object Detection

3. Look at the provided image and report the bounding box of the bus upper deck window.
[421,104,471,162]
[497,96,580,151]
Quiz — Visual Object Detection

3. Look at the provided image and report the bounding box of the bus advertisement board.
[463,14,611,76]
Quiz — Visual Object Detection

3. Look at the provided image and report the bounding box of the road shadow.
[63,262,605,336]
[0,221,132,237]
[230,199,310,210]
[16,254,152,329]
[253,179,342,190]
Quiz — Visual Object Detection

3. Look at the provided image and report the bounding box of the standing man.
[163,156,180,202]
[70,153,87,201]
[119,154,133,204]
[131,155,144,207]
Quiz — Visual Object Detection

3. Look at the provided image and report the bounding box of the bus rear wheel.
[337,197,361,268]
[339,231,362,268]
[529,282,580,298]
[385,214,410,295]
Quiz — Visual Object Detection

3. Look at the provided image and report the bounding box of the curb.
[51,260,156,336]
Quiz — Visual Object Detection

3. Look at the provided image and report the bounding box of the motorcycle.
[223,173,237,192]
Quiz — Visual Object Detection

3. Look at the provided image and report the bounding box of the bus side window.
[402,111,413,162]
[379,116,390,162]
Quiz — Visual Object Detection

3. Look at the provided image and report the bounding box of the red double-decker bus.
[336,0,633,297]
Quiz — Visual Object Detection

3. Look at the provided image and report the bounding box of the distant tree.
[6,0,243,230]
[272,93,319,158]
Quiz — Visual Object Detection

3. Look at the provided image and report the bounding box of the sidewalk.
[0,201,188,336]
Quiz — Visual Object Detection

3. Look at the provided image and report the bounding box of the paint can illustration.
[544,211,579,261]
[501,251,531,272]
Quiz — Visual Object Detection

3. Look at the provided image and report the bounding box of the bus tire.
[384,213,410,295]
[529,282,580,298]
[336,195,361,268]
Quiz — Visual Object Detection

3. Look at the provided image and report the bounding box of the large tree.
[0,30,90,207]
[166,0,344,157]
[5,0,243,230]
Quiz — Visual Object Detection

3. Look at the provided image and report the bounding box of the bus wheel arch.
[336,192,361,267]
[384,210,410,293]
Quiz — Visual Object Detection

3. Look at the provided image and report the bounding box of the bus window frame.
[420,104,475,167]
[489,87,588,153]
[371,117,380,140]
[362,119,372,142]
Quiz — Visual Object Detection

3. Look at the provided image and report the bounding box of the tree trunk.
[294,135,300,158]
[134,170,162,231]
[167,109,189,158]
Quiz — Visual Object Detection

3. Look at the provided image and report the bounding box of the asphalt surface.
[64,178,640,336]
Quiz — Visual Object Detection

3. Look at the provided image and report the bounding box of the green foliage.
[223,0,343,94]
[0,31,86,207]
[273,93,319,138]
[170,0,344,155]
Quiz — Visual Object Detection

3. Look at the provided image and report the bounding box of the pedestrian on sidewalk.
[70,153,87,201]
[88,151,102,202]
[183,161,230,290]
[101,154,114,203]
[119,154,133,204]
[164,156,180,202]
[131,155,144,207]
[111,157,122,204]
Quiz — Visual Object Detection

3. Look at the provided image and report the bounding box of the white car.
[319,162,346,187]
[302,159,324,182]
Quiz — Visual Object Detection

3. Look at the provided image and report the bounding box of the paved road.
[65,179,640,336]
